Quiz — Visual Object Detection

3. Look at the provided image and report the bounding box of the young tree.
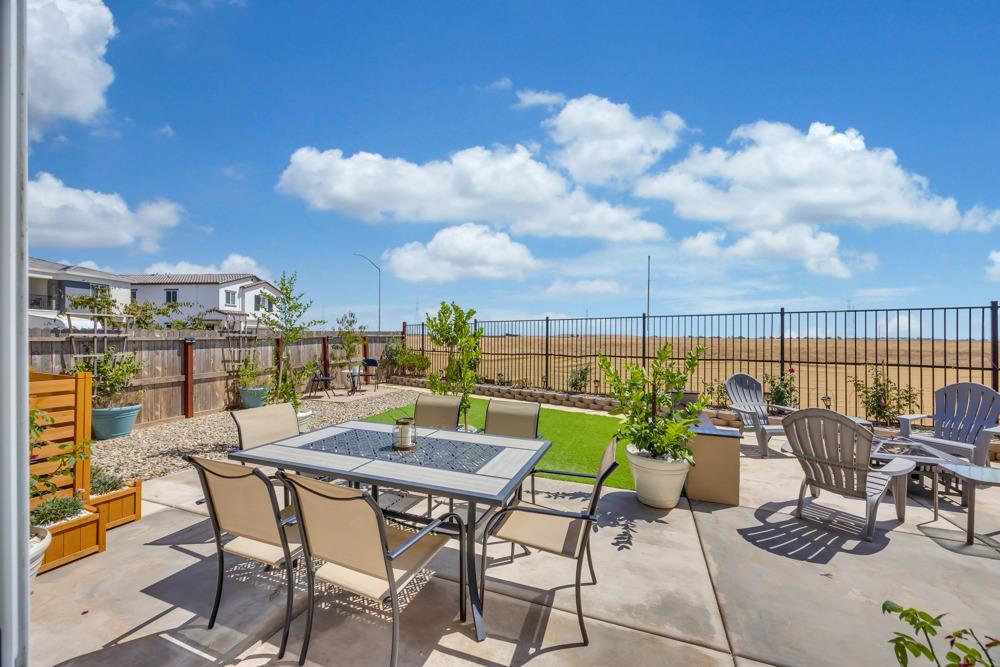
[425,301,482,428]
[257,272,325,412]
[335,311,367,367]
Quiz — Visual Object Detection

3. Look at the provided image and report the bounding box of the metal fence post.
[779,307,786,377]
[544,316,550,389]
[991,300,998,391]
[420,325,425,357]
[642,312,648,367]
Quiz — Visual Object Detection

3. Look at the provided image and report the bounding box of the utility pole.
[352,253,381,331]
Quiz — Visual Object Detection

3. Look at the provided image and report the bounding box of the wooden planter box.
[39,506,106,574]
[90,480,142,530]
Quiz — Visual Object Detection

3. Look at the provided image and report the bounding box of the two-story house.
[124,273,281,328]
[28,257,132,328]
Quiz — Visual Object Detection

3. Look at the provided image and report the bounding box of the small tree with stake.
[257,272,325,413]
[425,301,482,429]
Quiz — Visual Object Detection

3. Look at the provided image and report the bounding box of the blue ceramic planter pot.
[92,404,141,440]
[239,387,268,409]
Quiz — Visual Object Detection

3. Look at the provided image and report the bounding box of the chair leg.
[458,529,467,622]
[299,565,316,666]
[864,494,882,542]
[796,479,809,518]
[390,595,401,667]
[892,475,907,522]
[278,557,295,659]
[509,541,515,564]
[208,549,224,628]
[585,542,597,585]
[479,535,492,614]
[575,553,589,645]
[427,495,433,517]
[755,427,770,458]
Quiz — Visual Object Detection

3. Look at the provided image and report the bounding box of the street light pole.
[353,253,381,331]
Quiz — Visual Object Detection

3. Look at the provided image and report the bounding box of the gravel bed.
[91,389,420,481]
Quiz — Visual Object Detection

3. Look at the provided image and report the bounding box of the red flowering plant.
[763,366,799,409]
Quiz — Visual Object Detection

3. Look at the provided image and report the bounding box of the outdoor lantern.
[821,395,832,409]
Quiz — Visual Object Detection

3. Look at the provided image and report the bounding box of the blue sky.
[27,0,1000,328]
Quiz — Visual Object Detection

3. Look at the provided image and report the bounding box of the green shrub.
[568,364,591,393]
[764,368,799,408]
[31,495,85,527]
[74,347,144,408]
[851,365,919,426]
[882,600,998,665]
[90,465,125,496]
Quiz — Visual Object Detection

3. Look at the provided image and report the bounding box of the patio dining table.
[229,419,552,642]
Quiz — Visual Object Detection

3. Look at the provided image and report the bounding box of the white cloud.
[156,123,175,138]
[514,89,567,109]
[27,0,117,136]
[219,164,247,180]
[677,225,872,278]
[61,259,118,273]
[28,172,182,252]
[383,223,540,283]
[277,144,663,242]
[482,76,513,91]
[635,121,999,233]
[544,94,684,185]
[144,253,270,279]
[987,251,1000,281]
[545,278,624,297]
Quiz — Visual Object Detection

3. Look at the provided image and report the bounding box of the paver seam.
[687,499,739,667]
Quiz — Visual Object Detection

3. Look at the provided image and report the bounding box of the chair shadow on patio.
[735,500,892,564]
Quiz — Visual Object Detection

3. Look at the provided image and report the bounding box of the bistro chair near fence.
[479,439,619,645]
[782,409,915,541]
[187,456,302,659]
[898,382,1000,467]
[276,471,466,667]
[484,399,540,439]
[361,357,381,391]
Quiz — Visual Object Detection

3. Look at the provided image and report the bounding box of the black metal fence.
[403,302,1000,416]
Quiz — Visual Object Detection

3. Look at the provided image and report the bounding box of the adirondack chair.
[898,382,1000,466]
[726,372,797,457]
[783,409,915,541]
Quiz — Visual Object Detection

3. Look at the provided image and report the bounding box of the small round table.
[937,462,1000,545]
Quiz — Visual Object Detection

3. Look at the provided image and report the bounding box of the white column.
[0,0,29,665]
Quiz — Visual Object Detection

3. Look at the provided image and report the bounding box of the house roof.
[125,273,259,286]
[29,257,127,283]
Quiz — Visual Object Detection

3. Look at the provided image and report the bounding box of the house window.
[254,294,273,312]
[254,294,261,311]
[91,283,109,297]
[130,289,137,302]
[165,289,178,304]
[225,290,237,306]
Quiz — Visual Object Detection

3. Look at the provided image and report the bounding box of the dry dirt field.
[406,334,993,416]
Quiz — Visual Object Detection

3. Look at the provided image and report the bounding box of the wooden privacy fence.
[29,371,92,506]
[29,330,403,427]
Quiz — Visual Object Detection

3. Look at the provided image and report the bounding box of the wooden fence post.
[74,371,93,499]
[183,338,195,418]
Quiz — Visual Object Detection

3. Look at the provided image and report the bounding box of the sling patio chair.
[479,439,619,645]
[275,471,466,667]
[484,399,540,439]
[782,409,915,541]
[413,394,462,514]
[726,372,797,457]
[231,402,300,450]
[898,382,1000,467]
[187,456,302,659]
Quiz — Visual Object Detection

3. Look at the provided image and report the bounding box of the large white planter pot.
[296,410,313,433]
[625,444,691,509]
[29,526,52,586]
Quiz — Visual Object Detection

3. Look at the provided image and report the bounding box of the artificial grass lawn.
[364,397,633,490]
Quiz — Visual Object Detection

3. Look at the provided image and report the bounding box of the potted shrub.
[89,465,142,529]
[237,354,268,408]
[74,347,144,440]
[599,343,707,509]
[31,495,105,574]
[258,272,326,432]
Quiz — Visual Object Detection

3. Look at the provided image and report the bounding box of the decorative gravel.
[90,389,420,481]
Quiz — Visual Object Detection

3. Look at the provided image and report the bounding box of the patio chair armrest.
[531,468,597,480]
[873,457,916,477]
[897,413,930,437]
[496,505,594,523]
[766,404,797,414]
[983,425,1000,436]
[387,513,465,561]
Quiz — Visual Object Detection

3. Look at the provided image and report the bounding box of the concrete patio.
[30,430,1000,667]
